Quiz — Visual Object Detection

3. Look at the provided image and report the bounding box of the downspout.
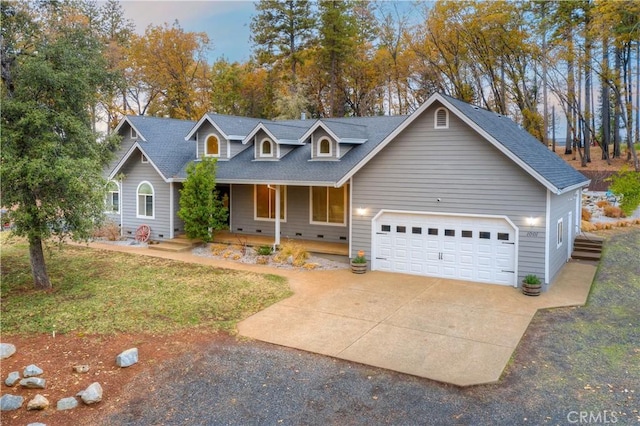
[544,189,551,288]
[119,175,124,237]
[348,177,353,259]
[169,182,174,239]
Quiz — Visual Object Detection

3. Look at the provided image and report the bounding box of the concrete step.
[571,250,601,261]
[148,240,196,253]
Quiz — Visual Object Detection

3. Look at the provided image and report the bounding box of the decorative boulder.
[116,347,138,367]
[23,364,44,377]
[5,371,20,387]
[0,343,16,359]
[20,377,46,389]
[56,397,78,411]
[27,394,50,411]
[78,382,103,405]
[0,394,24,411]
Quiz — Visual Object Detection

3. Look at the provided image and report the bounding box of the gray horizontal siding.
[230,184,349,243]
[548,190,578,284]
[119,153,171,241]
[352,102,548,282]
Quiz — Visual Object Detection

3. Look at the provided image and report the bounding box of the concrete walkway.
[74,241,597,387]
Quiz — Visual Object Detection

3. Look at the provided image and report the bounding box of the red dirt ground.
[0,330,222,426]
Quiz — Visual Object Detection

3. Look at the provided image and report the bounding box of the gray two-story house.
[106,93,589,289]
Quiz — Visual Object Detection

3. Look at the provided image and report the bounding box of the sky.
[119,0,256,64]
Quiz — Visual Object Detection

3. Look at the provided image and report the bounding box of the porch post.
[274,184,281,249]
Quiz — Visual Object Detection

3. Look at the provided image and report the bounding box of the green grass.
[0,235,292,335]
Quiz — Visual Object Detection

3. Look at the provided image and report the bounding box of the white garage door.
[373,212,517,286]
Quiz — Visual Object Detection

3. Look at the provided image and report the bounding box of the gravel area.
[192,243,349,271]
[99,229,639,425]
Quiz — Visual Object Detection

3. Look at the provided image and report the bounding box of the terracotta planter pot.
[350,261,367,274]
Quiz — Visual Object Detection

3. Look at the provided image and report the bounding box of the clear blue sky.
[120,0,256,64]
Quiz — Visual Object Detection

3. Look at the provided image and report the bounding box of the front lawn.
[0,235,292,335]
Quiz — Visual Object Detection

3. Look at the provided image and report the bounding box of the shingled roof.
[113,93,589,193]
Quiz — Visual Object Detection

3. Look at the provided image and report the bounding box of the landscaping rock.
[116,347,138,367]
[73,364,90,373]
[20,377,46,389]
[5,371,20,386]
[23,364,44,377]
[78,382,103,405]
[56,397,78,411]
[27,394,50,411]
[0,343,16,359]
[0,394,24,411]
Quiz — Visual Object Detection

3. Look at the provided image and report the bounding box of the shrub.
[210,243,228,255]
[256,245,273,256]
[581,208,592,222]
[523,274,541,284]
[581,220,596,232]
[92,221,121,241]
[607,167,640,216]
[603,205,624,218]
[596,200,610,208]
[273,241,308,266]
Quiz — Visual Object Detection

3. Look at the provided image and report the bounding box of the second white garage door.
[373,212,517,286]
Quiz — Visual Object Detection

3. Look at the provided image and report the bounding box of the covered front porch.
[213,230,349,256]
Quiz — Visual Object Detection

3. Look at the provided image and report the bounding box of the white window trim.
[309,186,347,226]
[105,181,120,214]
[317,137,333,157]
[130,127,137,139]
[141,153,148,163]
[136,181,155,219]
[557,217,563,249]
[434,107,449,129]
[254,184,286,222]
[205,133,221,157]
[259,138,275,158]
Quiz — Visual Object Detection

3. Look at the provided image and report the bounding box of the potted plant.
[522,274,542,296]
[351,250,368,274]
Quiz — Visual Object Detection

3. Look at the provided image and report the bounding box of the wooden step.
[572,245,603,253]
[571,250,601,261]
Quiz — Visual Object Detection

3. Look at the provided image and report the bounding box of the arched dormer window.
[205,134,220,157]
[434,107,449,129]
[260,138,274,158]
[318,137,332,157]
[137,181,154,219]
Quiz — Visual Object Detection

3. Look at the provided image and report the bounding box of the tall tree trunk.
[565,33,575,155]
[583,23,592,166]
[29,236,52,290]
[602,36,610,163]
[613,46,622,158]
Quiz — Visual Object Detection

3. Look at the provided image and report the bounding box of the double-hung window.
[106,181,119,213]
[311,186,346,225]
[255,185,285,221]
[137,181,154,218]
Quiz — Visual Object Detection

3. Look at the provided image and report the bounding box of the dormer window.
[130,127,137,139]
[318,138,332,157]
[435,107,449,129]
[206,134,220,157]
[260,138,274,158]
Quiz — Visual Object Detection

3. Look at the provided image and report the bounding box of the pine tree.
[177,158,228,243]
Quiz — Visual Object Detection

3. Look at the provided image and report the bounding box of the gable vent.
[435,107,449,129]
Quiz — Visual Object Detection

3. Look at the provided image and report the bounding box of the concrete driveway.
[239,262,597,386]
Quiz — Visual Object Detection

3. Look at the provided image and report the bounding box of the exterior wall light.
[356,207,366,216]
[527,216,538,226]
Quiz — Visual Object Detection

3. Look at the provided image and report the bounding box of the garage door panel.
[374,212,517,286]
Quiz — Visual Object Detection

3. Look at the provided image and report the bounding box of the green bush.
[256,245,273,256]
[608,167,640,216]
[523,274,541,284]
